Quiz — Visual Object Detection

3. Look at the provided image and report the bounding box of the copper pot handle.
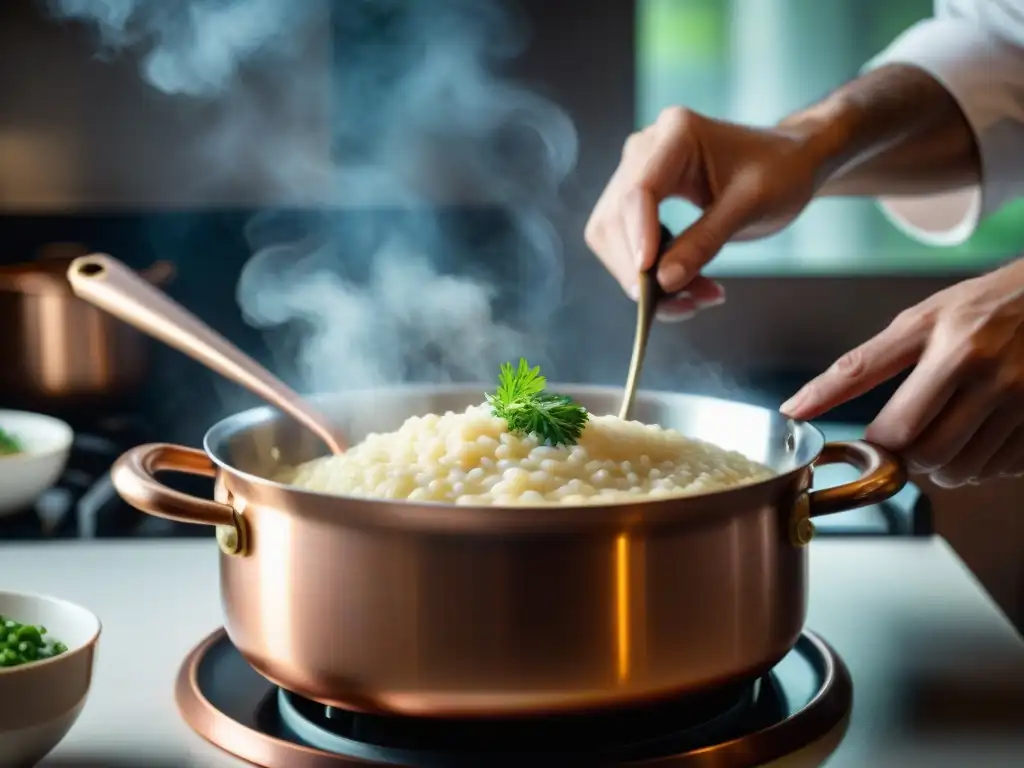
[807,440,907,517]
[111,443,248,556]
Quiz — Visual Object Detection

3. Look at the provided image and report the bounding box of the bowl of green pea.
[0,591,100,768]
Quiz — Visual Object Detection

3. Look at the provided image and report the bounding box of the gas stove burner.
[176,629,852,767]
[276,679,762,762]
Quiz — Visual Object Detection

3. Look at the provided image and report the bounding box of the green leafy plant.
[486,359,589,446]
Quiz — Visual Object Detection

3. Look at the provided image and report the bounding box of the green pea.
[0,618,67,668]
[15,625,42,646]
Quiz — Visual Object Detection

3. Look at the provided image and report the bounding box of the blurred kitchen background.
[1,0,1022,630]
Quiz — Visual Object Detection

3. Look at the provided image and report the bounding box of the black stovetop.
[0,410,215,541]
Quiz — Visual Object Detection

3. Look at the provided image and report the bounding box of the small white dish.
[0,591,101,768]
[0,411,73,518]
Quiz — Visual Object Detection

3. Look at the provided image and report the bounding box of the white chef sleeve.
[863,4,1024,246]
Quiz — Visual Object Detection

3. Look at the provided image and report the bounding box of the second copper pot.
[0,246,174,410]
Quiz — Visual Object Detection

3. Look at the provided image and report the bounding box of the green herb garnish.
[486,358,589,446]
[0,428,21,457]
[0,616,67,667]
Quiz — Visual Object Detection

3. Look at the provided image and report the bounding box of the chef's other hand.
[781,259,1024,488]
[584,106,826,320]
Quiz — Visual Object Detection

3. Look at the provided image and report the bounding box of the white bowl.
[0,591,101,768]
[0,411,73,518]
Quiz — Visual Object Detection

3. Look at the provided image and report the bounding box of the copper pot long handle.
[806,440,907,518]
[67,254,345,454]
[112,443,249,556]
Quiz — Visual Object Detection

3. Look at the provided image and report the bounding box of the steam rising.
[50,0,321,96]
[51,0,578,392]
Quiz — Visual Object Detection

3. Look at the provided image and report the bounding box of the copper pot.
[110,385,905,719]
[0,245,174,409]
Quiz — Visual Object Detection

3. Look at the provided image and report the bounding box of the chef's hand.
[781,259,1024,488]
[584,106,826,320]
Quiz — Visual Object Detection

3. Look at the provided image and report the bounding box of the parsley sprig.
[486,359,589,446]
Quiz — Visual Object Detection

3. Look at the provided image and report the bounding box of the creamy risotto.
[281,404,774,505]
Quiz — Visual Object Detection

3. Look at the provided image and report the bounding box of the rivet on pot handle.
[111,443,248,557]
[790,441,907,547]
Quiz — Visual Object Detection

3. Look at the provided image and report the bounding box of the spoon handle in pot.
[67,254,347,455]
[618,225,674,421]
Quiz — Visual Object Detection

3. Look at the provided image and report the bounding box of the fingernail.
[634,248,646,269]
[930,472,960,489]
[627,283,640,301]
[780,389,806,415]
[665,290,692,302]
[657,309,697,323]
[698,295,726,308]
[658,262,688,292]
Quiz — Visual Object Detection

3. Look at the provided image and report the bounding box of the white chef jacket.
[866,0,1024,245]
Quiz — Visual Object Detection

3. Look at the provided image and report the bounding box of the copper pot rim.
[190,384,904,534]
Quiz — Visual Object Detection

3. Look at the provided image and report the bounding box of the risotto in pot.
[281,402,774,507]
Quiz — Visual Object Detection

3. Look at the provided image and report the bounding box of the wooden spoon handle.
[618,225,675,421]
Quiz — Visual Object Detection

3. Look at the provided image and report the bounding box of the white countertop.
[1,537,1023,767]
